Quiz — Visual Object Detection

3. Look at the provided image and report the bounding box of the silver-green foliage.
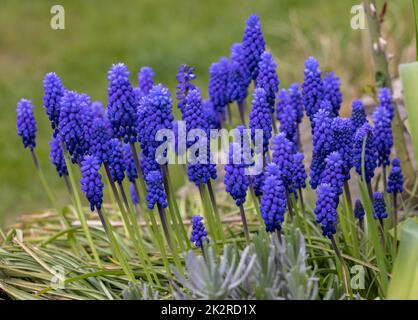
[172,228,337,300]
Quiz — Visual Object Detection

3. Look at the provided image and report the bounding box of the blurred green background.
[0,0,414,225]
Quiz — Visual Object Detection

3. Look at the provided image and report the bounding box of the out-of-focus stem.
[364,0,416,188]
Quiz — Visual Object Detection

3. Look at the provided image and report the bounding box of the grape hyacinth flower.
[123,143,138,183]
[256,51,279,112]
[353,123,378,186]
[58,91,85,161]
[190,215,209,249]
[372,105,393,168]
[80,155,104,212]
[227,43,249,105]
[310,109,334,189]
[354,199,365,229]
[249,88,272,155]
[314,183,338,238]
[208,57,229,118]
[378,87,394,121]
[91,101,105,120]
[242,14,266,81]
[224,143,250,207]
[16,99,37,152]
[260,163,287,234]
[293,152,307,190]
[289,83,304,125]
[373,192,388,226]
[270,133,295,190]
[202,99,221,130]
[322,72,342,116]
[108,139,126,184]
[332,117,353,181]
[302,56,323,122]
[182,89,217,186]
[49,135,68,177]
[176,64,196,111]
[135,66,155,100]
[130,183,139,206]
[351,100,367,132]
[107,63,138,143]
[311,108,334,157]
[387,157,403,248]
[88,116,112,164]
[387,158,403,194]
[145,170,168,210]
[251,172,265,197]
[277,94,298,148]
[140,149,160,177]
[320,151,344,198]
[137,84,174,158]
[43,72,65,134]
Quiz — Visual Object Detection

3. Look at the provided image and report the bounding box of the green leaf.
[388,219,418,299]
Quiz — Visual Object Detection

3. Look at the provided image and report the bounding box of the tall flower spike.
[108,139,126,184]
[183,89,217,185]
[310,109,334,188]
[50,135,68,177]
[202,99,221,130]
[260,163,287,232]
[123,143,138,183]
[353,123,378,183]
[140,149,160,177]
[190,215,209,248]
[78,93,94,160]
[135,66,155,100]
[372,192,388,220]
[107,63,138,143]
[224,143,250,206]
[130,183,139,205]
[249,88,272,155]
[176,64,196,111]
[277,94,298,148]
[16,99,37,151]
[270,133,295,190]
[88,116,112,164]
[377,87,394,120]
[43,72,65,134]
[242,14,266,81]
[332,117,354,181]
[293,152,307,189]
[372,105,393,167]
[302,56,324,121]
[288,83,304,124]
[227,43,249,104]
[256,51,279,112]
[322,72,342,116]
[387,158,403,194]
[351,99,367,132]
[80,155,104,212]
[354,199,365,221]
[58,91,84,159]
[91,101,106,120]
[137,84,174,158]
[145,170,168,210]
[208,57,229,117]
[314,183,338,238]
[320,151,344,197]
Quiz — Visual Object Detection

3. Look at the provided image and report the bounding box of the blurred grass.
[0,0,414,225]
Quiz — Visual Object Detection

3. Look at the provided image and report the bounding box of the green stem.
[97,208,136,283]
[239,204,250,245]
[392,193,398,257]
[164,165,190,249]
[199,184,218,244]
[61,144,102,268]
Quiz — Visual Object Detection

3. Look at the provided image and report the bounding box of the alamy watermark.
[50,5,65,30]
